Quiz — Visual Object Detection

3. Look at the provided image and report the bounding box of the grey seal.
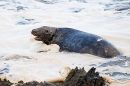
[31,26,121,58]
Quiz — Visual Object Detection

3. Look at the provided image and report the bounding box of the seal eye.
[45,29,49,33]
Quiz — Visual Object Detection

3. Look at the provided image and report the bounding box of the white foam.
[0,0,130,85]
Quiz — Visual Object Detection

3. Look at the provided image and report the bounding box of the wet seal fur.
[31,26,121,58]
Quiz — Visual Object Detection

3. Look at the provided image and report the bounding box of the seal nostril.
[32,29,37,34]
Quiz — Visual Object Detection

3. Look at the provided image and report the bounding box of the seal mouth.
[34,36,42,41]
[31,29,43,41]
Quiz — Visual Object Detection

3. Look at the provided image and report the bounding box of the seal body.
[31,26,121,58]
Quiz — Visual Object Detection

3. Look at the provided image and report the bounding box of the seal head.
[31,26,57,44]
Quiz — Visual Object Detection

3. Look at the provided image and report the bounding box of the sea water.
[0,0,130,85]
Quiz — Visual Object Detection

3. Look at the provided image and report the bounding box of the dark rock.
[41,67,107,86]
[43,81,59,86]
[16,81,44,86]
[62,67,107,86]
[0,67,108,86]
[16,80,61,86]
[0,78,13,86]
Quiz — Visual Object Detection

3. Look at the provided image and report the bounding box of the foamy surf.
[0,0,130,85]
